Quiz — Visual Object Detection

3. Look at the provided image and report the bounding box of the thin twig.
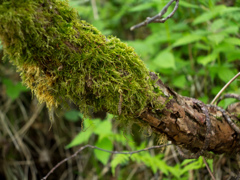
[216,93,240,105]
[41,143,172,180]
[18,104,44,136]
[211,72,240,105]
[130,0,179,31]
[202,157,216,180]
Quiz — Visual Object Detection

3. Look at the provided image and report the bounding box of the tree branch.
[0,0,240,157]
[140,72,240,154]
[130,0,179,31]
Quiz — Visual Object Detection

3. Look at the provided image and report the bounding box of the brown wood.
[139,72,240,155]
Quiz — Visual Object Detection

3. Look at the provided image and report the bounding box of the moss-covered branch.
[1,0,240,155]
[0,0,164,124]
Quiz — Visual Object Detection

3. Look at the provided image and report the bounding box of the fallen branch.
[1,0,240,162]
[141,72,240,154]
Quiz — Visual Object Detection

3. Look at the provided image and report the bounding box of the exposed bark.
[140,72,240,155]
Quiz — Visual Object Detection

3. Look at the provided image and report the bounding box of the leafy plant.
[63,0,240,178]
[2,78,28,100]
[66,114,114,165]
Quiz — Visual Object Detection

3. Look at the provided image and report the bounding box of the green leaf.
[129,2,155,12]
[172,75,186,89]
[224,37,240,46]
[180,157,204,175]
[181,159,195,166]
[66,118,101,148]
[198,95,209,104]
[210,19,225,32]
[222,26,239,34]
[172,34,203,47]
[153,51,176,69]
[94,118,112,138]
[64,110,80,122]
[218,98,237,110]
[197,52,218,66]
[179,1,199,9]
[2,78,28,100]
[207,34,225,44]
[226,50,240,62]
[221,7,240,14]
[167,164,181,178]
[193,5,226,25]
[111,154,129,175]
[127,40,154,58]
[171,22,189,32]
[217,66,236,83]
[207,159,214,172]
[68,1,80,7]
[65,127,92,148]
[195,42,211,51]
[214,43,235,53]
[155,158,169,175]
[211,86,222,96]
[193,11,215,25]
[94,137,113,165]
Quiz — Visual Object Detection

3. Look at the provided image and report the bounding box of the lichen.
[0,0,165,125]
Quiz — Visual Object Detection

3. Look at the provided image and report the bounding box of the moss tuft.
[0,0,165,125]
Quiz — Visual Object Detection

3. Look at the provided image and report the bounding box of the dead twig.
[202,156,216,180]
[211,72,240,105]
[41,143,172,180]
[130,0,179,31]
[216,93,240,105]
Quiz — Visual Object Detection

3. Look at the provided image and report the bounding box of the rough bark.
[140,72,240,155]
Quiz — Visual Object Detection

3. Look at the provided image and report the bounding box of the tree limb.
[0,0,240,156]
[141,72,240,154]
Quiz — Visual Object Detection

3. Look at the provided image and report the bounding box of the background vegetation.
[0,0,239,179]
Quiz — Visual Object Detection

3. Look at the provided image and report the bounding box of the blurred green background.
[0,0,239,179]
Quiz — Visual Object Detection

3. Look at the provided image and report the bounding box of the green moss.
[0,0,165,124]
[237,114,240,119]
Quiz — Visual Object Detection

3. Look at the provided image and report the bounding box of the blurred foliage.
[2,78,28,100]
[0,0,240,179]
[64,0,240,179]
[70,0,240,105]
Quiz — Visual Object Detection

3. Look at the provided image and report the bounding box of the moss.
[237,114,240,119]
[0,0,165,125]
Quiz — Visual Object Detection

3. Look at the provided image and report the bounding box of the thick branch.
[0,0,240,156]
[141,72,240,155]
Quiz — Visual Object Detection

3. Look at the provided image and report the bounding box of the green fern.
[111,154,130,175]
